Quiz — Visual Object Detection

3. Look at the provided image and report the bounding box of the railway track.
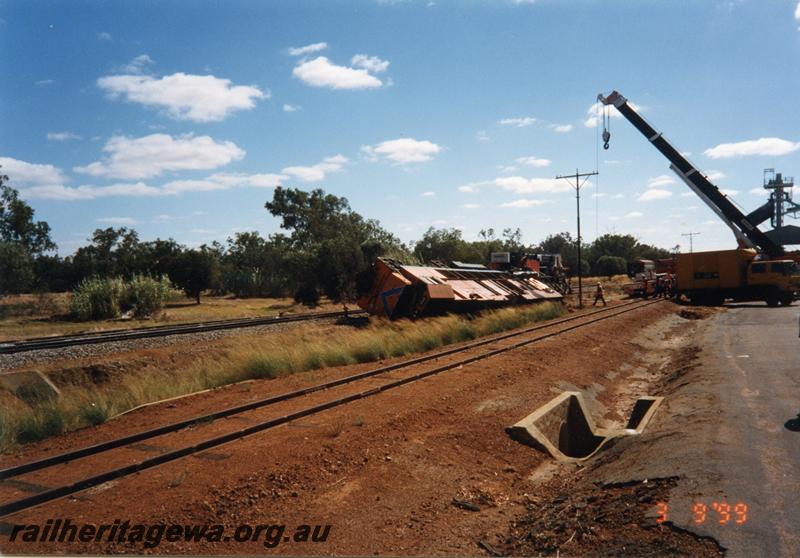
[0,299,663,518]
[0,309,367,355]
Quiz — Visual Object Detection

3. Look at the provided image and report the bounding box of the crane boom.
[597,91,784,257]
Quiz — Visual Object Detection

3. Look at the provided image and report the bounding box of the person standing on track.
[593,282,607,306]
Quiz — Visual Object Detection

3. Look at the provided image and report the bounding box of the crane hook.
[602,128,611,150]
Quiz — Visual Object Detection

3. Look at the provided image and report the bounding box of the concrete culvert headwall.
[506,391,662,462]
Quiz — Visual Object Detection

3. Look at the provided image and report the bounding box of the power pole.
[681,232,700,253]
[555,168,598,308]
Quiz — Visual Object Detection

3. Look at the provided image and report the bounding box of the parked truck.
[676,249,798,306]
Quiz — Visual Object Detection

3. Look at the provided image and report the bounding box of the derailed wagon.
[357,258,563,319]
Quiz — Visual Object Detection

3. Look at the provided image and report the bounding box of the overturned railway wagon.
[357,258,563,319]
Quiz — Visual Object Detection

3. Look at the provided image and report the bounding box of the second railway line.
[0,309,367,356]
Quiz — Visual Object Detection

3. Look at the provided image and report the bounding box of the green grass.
[0,301,563,451]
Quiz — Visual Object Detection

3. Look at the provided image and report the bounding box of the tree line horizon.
[0,171,671,303]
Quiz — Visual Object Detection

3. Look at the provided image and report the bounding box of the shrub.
[69,277,125,321]
[15,404,65,444]
[124,275,171,317]
[69,275,171,321]
[294,284,320,306]
[79,400,110,426]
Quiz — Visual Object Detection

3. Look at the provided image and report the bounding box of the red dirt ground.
[1,302,720,555]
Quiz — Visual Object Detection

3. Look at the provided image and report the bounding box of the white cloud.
[458,183,481,193]
[0,156,66,185]
[680,192,695,197]
[493,176,572,194]
[625,211,643,218]
[796,2,800,20]
[351,54,389,73]
[613,193,625,199]
[362,138,441,164]
[23,172,283,201]
[704,137,800,158]
[36,79,54,87]
[499,199,549,208]
[46,131,81,141]
[647,174,675,188]
[749,187,764,195]
[118,54,154,74]
[288,42,329,56]
[292,56,383,89]
[498,117,536,127]
[516,156,551,168]
[74,134,245,180]
[476,130,489,142]
[497,165,517,174]
[584,100,641,128]
[461,203,480,209]
[282,104,301,112]
[282,154,348,182]
[421,191,435,197]
[706,170,726,181]
[97,31,112,41]
[162,172,284,193]
[97,216,136,225]
[638,189,672,201]
[552,124,573,133]
[23,182,164,200]
[720,189,739,196]
[98,72,266,122]
[592,192,608,198]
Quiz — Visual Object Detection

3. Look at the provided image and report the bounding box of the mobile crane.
[597,91,800,306]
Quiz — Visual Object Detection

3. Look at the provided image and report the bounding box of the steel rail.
[0,309,367,354]
[0,300,654,483]
[0,299,663,518]
[0,299,644,480]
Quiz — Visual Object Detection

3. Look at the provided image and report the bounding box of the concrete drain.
[506,391,662,462]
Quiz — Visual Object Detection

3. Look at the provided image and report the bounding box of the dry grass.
[0,293,342,341]
[0,301,564,450]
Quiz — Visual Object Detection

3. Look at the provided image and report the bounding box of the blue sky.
[2,0,800,255]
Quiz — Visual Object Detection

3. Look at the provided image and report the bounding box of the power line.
[681,231,701,253]
[555,168,598,308]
